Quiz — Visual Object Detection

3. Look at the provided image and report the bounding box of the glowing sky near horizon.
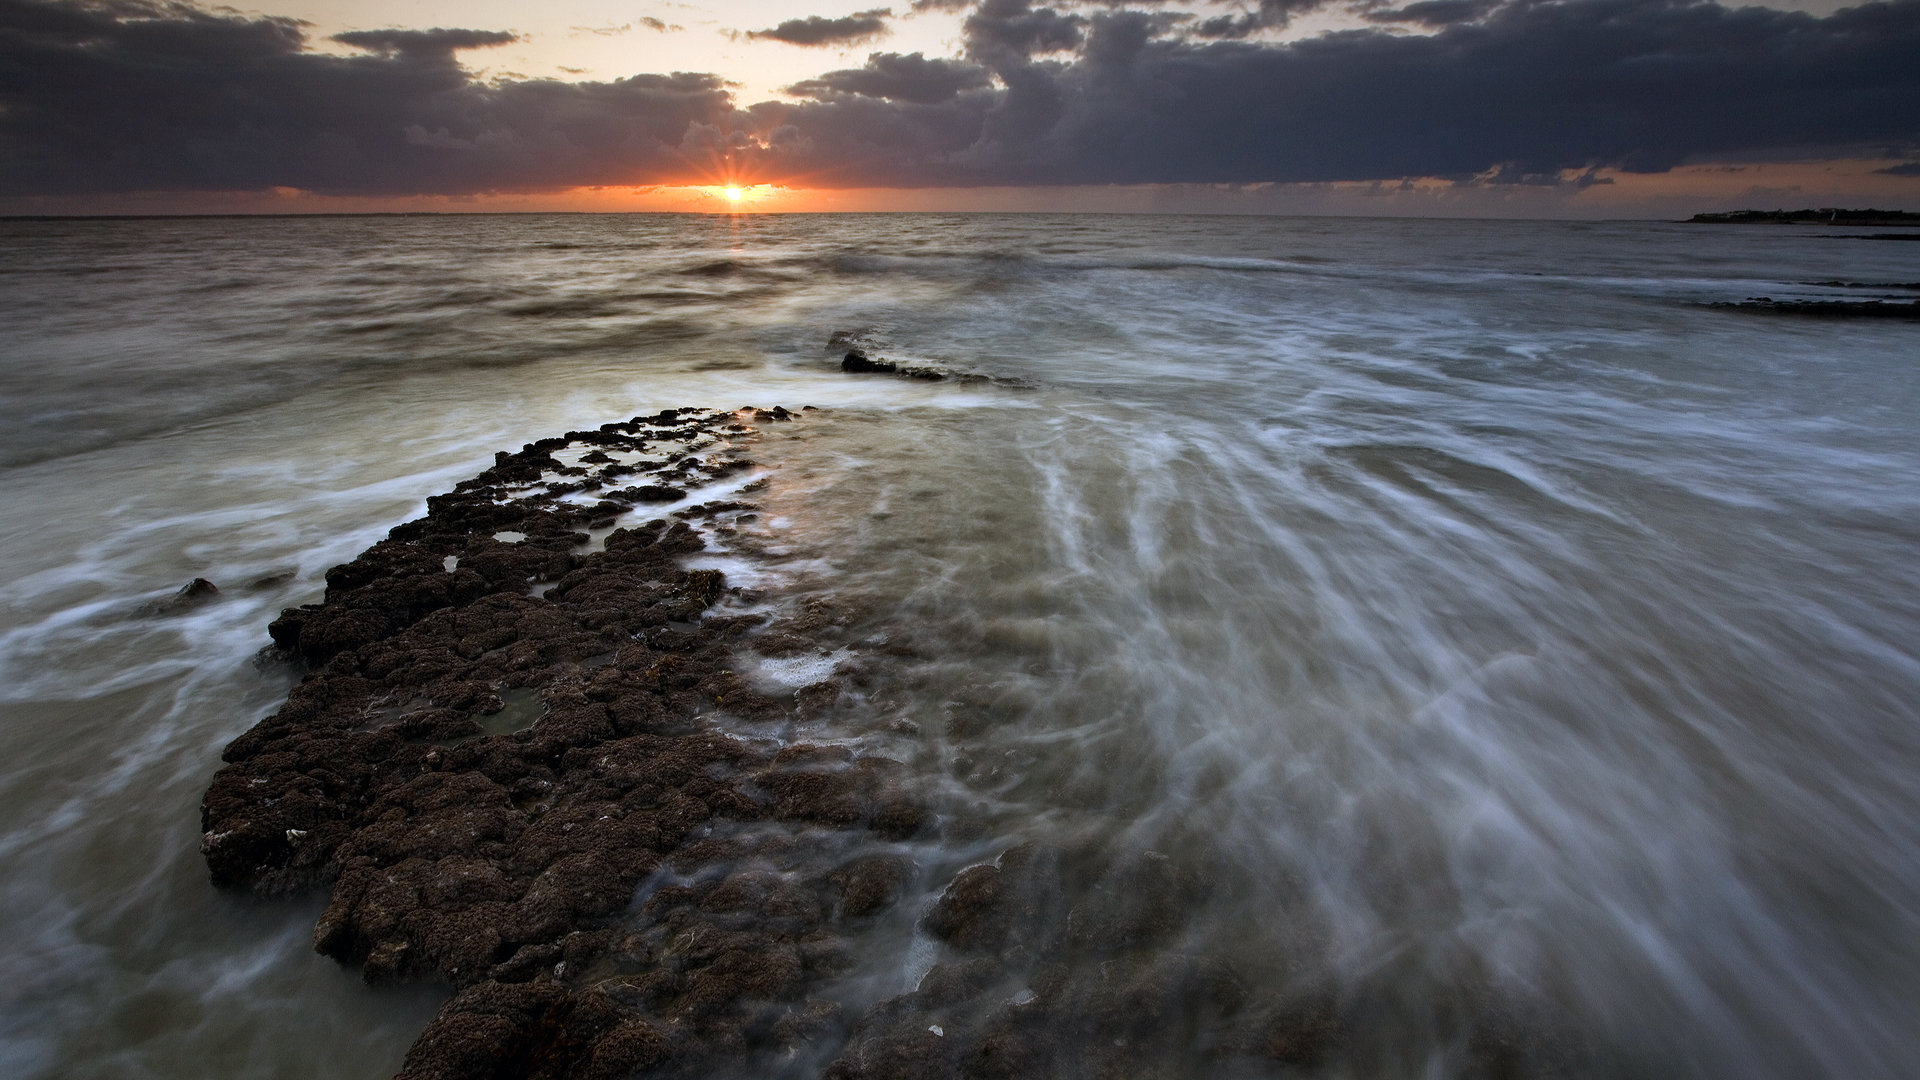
[1,0,1912,214]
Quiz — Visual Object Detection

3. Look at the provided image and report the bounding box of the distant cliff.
[1687,208,1920,226]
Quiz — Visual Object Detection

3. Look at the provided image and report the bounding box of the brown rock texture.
[203,408,933,1079]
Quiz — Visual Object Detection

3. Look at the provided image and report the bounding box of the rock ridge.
[204,407,935,1078]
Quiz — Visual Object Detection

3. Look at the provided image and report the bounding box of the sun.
[696,182,781,211]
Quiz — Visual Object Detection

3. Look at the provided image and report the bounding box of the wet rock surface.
[828,842,1357,1080]
[829,331,1018,387]
[204,405,1577,1080]
[205,408,938,1078]
[143,576,221,616]
[842,351,948,381]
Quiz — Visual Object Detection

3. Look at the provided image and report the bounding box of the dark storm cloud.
[2,0,1918,196]
[1362,0,1502,25]
[786,51,993,103]
[330,28,516,57]
[0,0,735,195]
[962,0,1085,59]
[758,0,1920,184]
[1190,0,1329,38]
[746,9,893,46]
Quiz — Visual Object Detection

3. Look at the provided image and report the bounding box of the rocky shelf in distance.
[1704,297,1920,319]
[1685,208,1920,226]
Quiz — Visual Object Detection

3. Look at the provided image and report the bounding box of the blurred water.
[1,213,1918,1078]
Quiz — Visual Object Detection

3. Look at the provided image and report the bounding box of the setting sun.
[724,186,743,202]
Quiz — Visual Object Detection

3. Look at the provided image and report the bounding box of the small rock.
[143,577,220,616]
[842,352,898,374]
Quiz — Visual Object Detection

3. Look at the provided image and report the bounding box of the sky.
[0,0,1916,216]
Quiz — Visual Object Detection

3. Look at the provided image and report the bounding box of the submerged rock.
[143,577,220,616]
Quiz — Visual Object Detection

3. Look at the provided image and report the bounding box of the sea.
[1,212,1917,1079]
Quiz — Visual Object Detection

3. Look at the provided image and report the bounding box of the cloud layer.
[1,0,1916,196]
[748,8,894,46]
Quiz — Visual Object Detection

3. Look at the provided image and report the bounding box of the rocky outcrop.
[841,351,949,380]
[204,408,933,1078]
[1705,297,1920,318]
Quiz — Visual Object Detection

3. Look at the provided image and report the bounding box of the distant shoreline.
[1688,208,1920,227]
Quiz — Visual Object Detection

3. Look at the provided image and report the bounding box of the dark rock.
[143,577,220,616]
[1249,988,1343,1067]
[841,351,950,381]
[925,864,1021,953]
[605,485,686,503]
[1706,298,1920,318]
[841,352,898,374]
[832,856,913,917]
[203,405,985,1080]
[1063,850,1202,952]
[1801,280,1920,290]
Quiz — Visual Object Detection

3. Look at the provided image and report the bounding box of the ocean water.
[1,212,1918,1079]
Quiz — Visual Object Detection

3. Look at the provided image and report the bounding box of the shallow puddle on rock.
[479,687,544,736]
[356,698,420,732]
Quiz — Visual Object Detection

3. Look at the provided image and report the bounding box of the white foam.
[744,648,852,690]
[902,929,942,994]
